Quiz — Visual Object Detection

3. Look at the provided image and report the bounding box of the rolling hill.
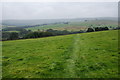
[2,17,117,26]
[25,20,118,31]
[2,30,119,78]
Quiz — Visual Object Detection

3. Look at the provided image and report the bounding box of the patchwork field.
[2,30,119,78]
[26,20,118,31]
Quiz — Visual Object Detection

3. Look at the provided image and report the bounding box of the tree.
[104,27,109,30]
[2,32,10,40]
[87,28,94,32]
[95,27,100,31]
[94,27,109,31]
[9,32,19,40]
[46,29,54,32]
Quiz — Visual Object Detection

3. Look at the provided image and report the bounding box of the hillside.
[2,17,117,26]
[2,30,119,78]
[26,20,118,31]
[2,20,118,32]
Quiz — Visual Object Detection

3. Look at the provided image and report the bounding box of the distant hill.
[2,17,117,26]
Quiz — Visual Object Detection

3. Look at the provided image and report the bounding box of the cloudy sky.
[1,2,118,20]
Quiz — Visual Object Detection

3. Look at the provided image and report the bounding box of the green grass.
[26,20,118,31]
[2,30,119,78]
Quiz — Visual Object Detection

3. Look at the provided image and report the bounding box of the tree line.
[2,29,84,41]
[2,26,120,41]
[87,27,109,32]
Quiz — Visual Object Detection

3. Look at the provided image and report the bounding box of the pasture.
[26,20,118,31]
[2,30,119,78]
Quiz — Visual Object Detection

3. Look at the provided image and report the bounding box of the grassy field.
[26,20,118,31]
[2,30,119,78]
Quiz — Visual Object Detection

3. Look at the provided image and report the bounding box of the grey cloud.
[2,2,118,20]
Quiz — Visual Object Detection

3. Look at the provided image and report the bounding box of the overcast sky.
[1,2,118,20]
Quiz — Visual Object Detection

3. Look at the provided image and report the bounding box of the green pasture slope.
[2,30,119,78]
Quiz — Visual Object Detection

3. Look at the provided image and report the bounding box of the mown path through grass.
[66,34,80,78]
[64,30,118,78]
